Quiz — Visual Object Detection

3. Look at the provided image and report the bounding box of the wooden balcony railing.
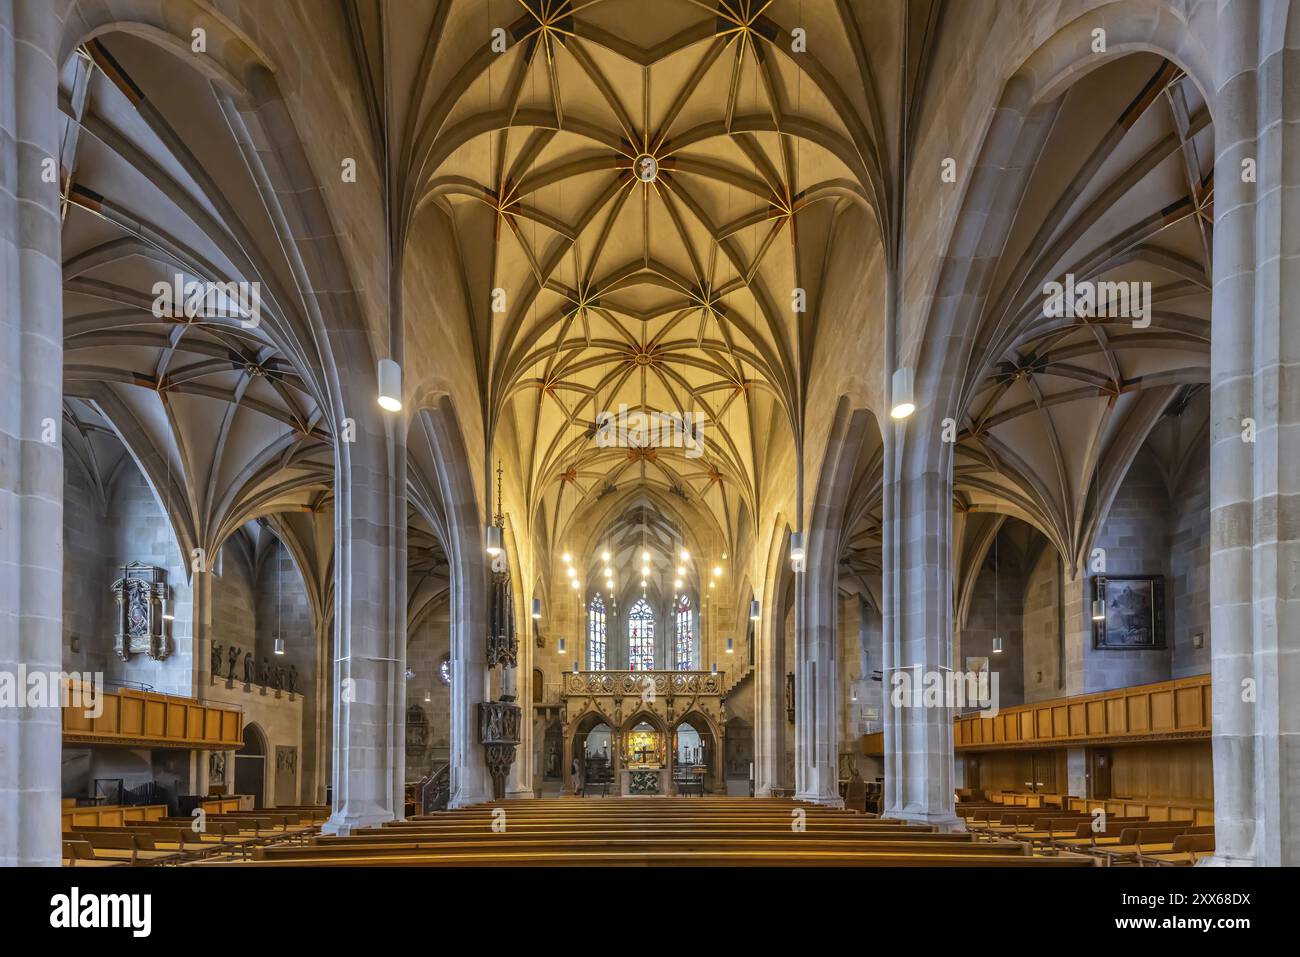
[62,681,243,750]
[860,674,1211,756]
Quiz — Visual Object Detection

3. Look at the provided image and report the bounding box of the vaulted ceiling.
[58,36,335,563]
[952,54,1213,573]
[358,0,929,560]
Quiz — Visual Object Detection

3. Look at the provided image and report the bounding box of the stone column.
[506,574,534,799]
[0,0,63,867]
[322,401,407,833]
[1205,0,1300,867]
[881,465,963,830]
[794,566,842,805]
[752,588,785,794]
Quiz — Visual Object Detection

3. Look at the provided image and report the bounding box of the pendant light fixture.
[377,358,402,412]
[161,431,175,621]
[376,19,402,416]
[1090,438,1106,622]
[486,461,504,556]
[789,531,805,570]
[557,637,566,655]
[531,597,541,620]
[992,528,1002,654]
[890,367,915,419]
[749,599,760,621]
[725,637,734,654]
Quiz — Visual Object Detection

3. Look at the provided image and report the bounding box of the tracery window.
[628,598,655,671]
[588,594,607,670]
[674,594,694,670]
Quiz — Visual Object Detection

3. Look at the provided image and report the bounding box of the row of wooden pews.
[62,806,330,866]
[197,797,1098,867]
[956,793,1215,866]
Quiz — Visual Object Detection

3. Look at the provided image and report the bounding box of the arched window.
[628,598,655,670]
[674,594,694,670]
[588,595,607,670]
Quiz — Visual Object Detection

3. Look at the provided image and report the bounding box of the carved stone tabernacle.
[110,562,171,662]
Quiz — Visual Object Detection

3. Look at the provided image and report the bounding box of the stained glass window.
[628,598,655,670]
[588,594,607,670]
[674,594,694,670]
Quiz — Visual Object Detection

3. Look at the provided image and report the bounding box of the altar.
[620,721,667,794]
[621,767,668,795]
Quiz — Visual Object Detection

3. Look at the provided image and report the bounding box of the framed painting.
[1091,575,1166,649]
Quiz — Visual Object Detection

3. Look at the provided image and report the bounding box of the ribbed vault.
[362,0,928,561]
[952,55,1213,573]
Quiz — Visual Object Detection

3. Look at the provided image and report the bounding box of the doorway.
[234,723,267,809]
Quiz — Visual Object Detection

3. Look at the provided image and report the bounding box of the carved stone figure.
[211,643,223,680]
[243,652,256,685]
[271,665,282,691]
[227,645,242,681]
[260,656,271,686]
[287,664,298,695]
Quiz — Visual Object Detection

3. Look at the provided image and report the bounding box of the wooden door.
[1089,748,1112,800]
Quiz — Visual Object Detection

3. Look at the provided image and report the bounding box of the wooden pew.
[62,839,125,867]
[1138,832,1216,866]
[199,847,1095,867]
[1096,825,1216,866]
[63,830,181,865]
[256,835,1035,863]
[187,796,1099,867]
[1011,816,1148,850]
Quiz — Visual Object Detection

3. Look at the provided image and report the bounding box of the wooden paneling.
[861,675,1211,758]
[61,680,243,750]
[1111,742,1214,804]
[61,804,166,831]
[954,675,1209,750]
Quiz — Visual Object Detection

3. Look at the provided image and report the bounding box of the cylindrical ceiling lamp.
[725,637,734,654]
[749,599,760,621]
[890,366,915,419]
[531,597,541,619]
[1091,597,1106,621]
[992,636,1003,654]
[274,637,285,655]
[377,358,403,412]
[557,637,566,654]
[486,524,502,556]
[789,531,805,568]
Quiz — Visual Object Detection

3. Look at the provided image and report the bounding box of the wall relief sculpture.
[110,561,171,661]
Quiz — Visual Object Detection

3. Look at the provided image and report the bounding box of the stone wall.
[204,683,304,807]
[211,542,256,670]
[61,459,110,675]
[406,601,452,783]
[68,462,196,697]
[1082,449,1173,692]
[1022,546,1063,703]
[961,550,1027,708]
[1169,446,1211,678]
